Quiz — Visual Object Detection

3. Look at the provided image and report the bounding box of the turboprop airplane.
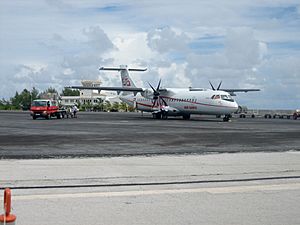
[69,65,260,121]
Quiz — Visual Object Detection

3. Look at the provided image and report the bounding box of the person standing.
[72,105,78,118]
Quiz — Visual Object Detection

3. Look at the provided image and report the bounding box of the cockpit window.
[211,95,221,99]
[221,95,234,102]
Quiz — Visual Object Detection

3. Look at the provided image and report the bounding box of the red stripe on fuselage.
[160,96,236,109]
[125,96,236,109]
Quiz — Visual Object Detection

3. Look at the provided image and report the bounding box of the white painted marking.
[14,183,300,201]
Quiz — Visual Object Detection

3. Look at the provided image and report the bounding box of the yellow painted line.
[13,183,300,201]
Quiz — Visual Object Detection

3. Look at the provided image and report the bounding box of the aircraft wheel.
[223,115,231,122]
[153,113,162,119]
[162,114,168,120]
[182,114,190,120]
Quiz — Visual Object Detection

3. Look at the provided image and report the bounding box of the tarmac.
[0,111,300,225]
[0,111,300,159]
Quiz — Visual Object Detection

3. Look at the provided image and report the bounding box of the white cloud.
[158,63,191,88]
[147,27,190,54]
[0,0,300,109]
[83,26,115,52]
[224,27,264,69]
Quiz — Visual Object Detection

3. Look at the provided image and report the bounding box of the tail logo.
[122,77,131,87]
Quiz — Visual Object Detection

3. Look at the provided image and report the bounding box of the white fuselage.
[120,88,239,116]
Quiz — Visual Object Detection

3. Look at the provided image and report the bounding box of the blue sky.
[0,0,300,109]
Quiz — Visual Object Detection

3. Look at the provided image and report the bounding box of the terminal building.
[60,80,120,107]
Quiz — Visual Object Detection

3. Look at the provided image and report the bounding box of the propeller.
[148,79,168,109]
[209,81,222,91]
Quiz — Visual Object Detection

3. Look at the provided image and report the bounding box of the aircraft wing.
[220,88,260,96]
[68,86,145,95]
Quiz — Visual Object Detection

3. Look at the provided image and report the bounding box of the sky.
[0,0,300,109]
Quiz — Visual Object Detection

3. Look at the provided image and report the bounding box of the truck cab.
[30,99,64,119]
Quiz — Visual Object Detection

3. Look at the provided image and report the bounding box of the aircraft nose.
[233,102,239,112]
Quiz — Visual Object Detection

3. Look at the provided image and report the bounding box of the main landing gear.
[182,114,191,120]
[223,115,232,122]
[153,113,161,119]
[153,111,168,119]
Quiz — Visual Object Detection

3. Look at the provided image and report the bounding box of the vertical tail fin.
[120,65,137,88]
[99,65,147,90]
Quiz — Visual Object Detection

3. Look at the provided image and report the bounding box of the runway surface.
[1,111,300,225]
[0,111,300,159]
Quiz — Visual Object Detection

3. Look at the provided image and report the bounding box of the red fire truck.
[30,99,67,120]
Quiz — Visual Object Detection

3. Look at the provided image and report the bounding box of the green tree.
[45,87,58,93]
[103,100,111,112]
[128,106,135,112]
[31,87,39,100]
[11,89,31,110]
[11,91,20,107]
[119,102,128,112]
[0,98,11,110]
[61,88,80,96]
[111,102,119,112]
[9,87,40,110]
[93,98,104,111]
[81,101,93,111]
[39,87,58,100]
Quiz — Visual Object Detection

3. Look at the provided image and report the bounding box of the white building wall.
[61,80,120,107]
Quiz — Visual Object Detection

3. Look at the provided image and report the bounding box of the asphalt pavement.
[0,111,300,159]
[0,111,300,225]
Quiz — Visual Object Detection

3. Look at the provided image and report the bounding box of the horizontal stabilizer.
[99,67,147,72]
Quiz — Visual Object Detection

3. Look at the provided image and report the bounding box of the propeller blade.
[161,97,168,106]
[149,80,166,109]
[148,82,156,93]
[217,81,222,90]
[209,81,215,91]
[156,79,161,91]
[152,99,157,108]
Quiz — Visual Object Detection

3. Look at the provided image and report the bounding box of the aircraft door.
[133,98,137,109]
